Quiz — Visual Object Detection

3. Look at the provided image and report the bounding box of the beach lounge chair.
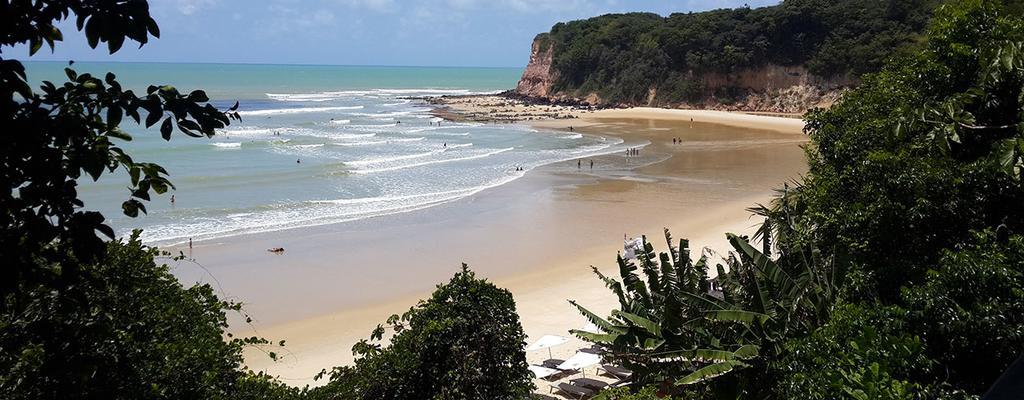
[529,365,561,380]
[542,359,566,369]
[597,364,633,379]
[578,344,606,355]
[570,377,609,391]
[549,382,595,399]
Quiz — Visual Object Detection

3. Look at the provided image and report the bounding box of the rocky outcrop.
[515,35,557,98]
[513,36,851,113]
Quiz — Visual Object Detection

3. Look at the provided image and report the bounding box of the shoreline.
[171,103,808,389]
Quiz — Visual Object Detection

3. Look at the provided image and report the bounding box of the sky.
[13,0,780,68]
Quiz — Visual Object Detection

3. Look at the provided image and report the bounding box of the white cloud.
[338,0,396,12]
[174,0,217,15]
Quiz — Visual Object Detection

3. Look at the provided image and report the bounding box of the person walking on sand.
[590,159,594,170]
[577,159,581,169]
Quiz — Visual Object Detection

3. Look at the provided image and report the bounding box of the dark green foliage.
[584,1,1024,398]
[312,266,533,400]
[571,231,836,397]
[776,304,932,400]
[544,0,941,105]
[902,232,1024,393]
[0,2,279,399]
[801,0,1024,302]
[0,234,288,399]
[768,0,1024,396]
[1,0,240,299]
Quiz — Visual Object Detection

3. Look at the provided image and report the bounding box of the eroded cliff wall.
[513,36,850,113]
[515,36,556,98]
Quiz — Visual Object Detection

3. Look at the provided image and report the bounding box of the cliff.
[511,1,941,113]
[514,36,850,113]
[514,35,556,98]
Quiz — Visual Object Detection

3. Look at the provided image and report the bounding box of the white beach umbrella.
[528,365,560,380]
[557,351,602,377]
[525,334,570,359]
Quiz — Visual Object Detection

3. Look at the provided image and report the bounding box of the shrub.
[313,266,533,400]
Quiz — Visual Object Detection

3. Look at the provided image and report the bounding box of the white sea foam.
[140,169,525,245]
[239,106,364,116]
[346,149,444,166]
[353,147,514,174]
[331,137,426,146]
[210,142,241,149]
[128,92,634,247]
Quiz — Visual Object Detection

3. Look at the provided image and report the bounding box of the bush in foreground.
[311,265,533,400]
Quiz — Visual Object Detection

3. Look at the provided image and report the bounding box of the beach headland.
[181,99,808,389]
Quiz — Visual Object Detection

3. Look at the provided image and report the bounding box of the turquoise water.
[21,62,626,245]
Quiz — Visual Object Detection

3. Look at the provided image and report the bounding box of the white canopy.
[557,352,602,371]
[528,365,560,379]
[525,335,570,351]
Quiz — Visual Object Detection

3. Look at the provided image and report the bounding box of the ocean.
[22,62,625,245]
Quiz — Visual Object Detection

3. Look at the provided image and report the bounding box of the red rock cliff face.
[513,35,851,113]
[515,36,556,98]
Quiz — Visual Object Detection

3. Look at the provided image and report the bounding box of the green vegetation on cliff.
[572,1,1024,398]
[542,0,1023,105]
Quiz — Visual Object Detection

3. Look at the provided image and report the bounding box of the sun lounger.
[598,364,633,379]
[529,365,561,380]
[549,382,595,399]
[578,344,606,355]
[542,359,566,369]
[570,377,608,390]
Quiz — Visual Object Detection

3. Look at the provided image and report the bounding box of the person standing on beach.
[170,194,175,206]
[590,159,594,170]
[577,159,581,169]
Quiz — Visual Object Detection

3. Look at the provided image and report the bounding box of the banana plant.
[569,230,836,396]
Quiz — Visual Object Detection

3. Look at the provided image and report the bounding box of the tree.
[570,230,836,398]
[1,234,290,399]
[0,2,290,399]
[312,265,534,400]
[1,1,239,299]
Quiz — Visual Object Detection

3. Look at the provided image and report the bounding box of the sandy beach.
[170,106,808,390]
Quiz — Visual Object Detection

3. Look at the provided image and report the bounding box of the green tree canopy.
[312,265,534,400]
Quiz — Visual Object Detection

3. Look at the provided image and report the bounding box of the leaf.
[569,330,621,344]
[145,110,162,128]
[569,300,625,334]
[108,34,125,54]
[706,309,770,325]
[30,37,42,55]
[189,90,209,102]
[160,118,173,140]
[107,106,123,127]
[676,360,748,385]
[612,310,662,337]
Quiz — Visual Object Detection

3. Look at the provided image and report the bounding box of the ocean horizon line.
[16,59,526,70]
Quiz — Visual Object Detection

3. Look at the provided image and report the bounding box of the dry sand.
[178,106,808,391]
